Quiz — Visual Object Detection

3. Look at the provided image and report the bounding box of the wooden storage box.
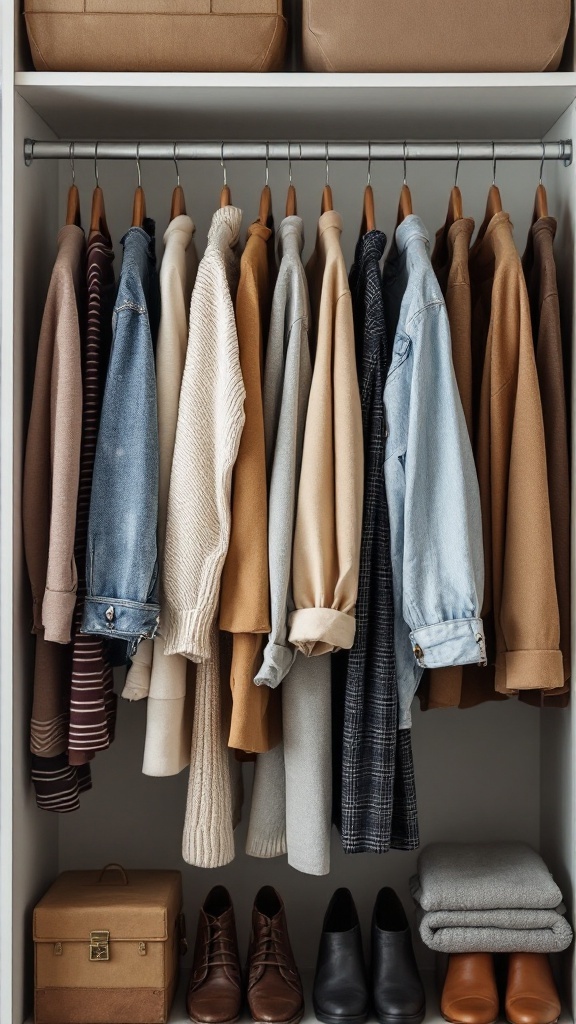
[33,865,184,1024]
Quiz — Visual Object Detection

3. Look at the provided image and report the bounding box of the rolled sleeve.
[410,618,486,670]
[288,607,356,656]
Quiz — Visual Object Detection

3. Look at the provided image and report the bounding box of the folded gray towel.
[416,906,573,954]
[410,842,563,911]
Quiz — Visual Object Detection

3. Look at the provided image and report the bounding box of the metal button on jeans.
[413,644,423,660]
[105,606,115,622]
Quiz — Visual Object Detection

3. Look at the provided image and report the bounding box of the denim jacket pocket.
[384,332,412,462]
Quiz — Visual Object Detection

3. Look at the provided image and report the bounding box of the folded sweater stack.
[410,842,573,954]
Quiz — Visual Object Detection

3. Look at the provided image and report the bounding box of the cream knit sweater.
[163,206,245,662]
[122,215,198,778]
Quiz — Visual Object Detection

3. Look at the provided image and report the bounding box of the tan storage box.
[24,0,287,72]
[33,865,185,1024]
[302,0,571,71]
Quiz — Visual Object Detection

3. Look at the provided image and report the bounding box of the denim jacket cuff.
[409,618,486,670]
[288,607,356,656]
[254,640,296,689]
[495,648,564,693]
[163,606,212,662]
[82,596,160,651]
[42,588,77,645]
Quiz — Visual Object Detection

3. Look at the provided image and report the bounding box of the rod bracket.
[24,139,35,167]
[563,139,573,167]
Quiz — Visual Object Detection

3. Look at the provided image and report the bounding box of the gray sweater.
[255,216,312,689]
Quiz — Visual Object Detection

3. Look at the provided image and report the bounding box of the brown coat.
[466,211,563,697]
[220,220,281,753]
[519,215,570,708]
[23,224,84,646]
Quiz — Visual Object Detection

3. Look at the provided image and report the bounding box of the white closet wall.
[2,0,576,1020]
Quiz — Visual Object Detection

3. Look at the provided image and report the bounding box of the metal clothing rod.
[24,138,573,166]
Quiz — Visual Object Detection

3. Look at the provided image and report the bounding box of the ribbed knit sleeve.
[163,206,245,662]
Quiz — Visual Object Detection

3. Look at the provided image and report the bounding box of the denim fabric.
[382,215,485,730]
[83,221,160,654]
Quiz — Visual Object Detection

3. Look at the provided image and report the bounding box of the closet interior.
[3,2,576,1022]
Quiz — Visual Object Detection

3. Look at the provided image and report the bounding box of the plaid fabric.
[337,230,419,853]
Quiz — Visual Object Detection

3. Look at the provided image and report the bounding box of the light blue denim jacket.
[382,215,485,730]
[82,221,160,655]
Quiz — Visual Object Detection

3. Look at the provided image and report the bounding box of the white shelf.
[23,969,574,1024]
[14,72,576,140]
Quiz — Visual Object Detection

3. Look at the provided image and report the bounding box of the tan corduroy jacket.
[520,214,570,708]
[220,219,282,753]
[23,224,85,646]
[466,211,563,697]
[288,210,363,656]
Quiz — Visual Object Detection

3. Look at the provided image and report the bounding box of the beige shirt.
[23,224,85,646]
[288,210,363,656]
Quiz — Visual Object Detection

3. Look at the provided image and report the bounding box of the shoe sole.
[377,1012,426,1024]
[189,1017,241,1024]
[314,1012,369,1024]
[250,1014,304,1024]
[506,1019,559,1024]
[442,1015,497,1024]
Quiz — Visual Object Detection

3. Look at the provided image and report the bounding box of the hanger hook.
[220,142,227,188]
[325,142,330,186]
[288,142,293,186]
[492,142,497,187]
[454,141,461,189]
[173,143,180,188]
[403,141,409,186]
[136,142,142,188]
[539,141,546,186]
[69,142,76,187]
[94,141,99,187]
[367,141,372,187]
[264,141,269,188]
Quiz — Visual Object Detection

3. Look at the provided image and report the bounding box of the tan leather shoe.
[247,886,304,1024]
[505,953,561,1024]
[441,953,499,1024]
[187,886,242,1024]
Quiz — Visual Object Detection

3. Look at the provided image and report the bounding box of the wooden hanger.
[132,144,146,227]
[170,145,186,220]
[285,142,297,217]
[257,145,272,226]
[396,144,413,225]
[475,145,503,243]
[360,145,375,234]
[534,145,549,219]
[220,144,231,207]
[66,144,81,227]
[321,143,333,213]
[89,144,109,235]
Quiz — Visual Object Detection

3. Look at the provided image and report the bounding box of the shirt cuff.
[254,640,296,689]
[496,648,565,692]
[82,596,159,653]
[288,607,356,656]
[409,618,486,670]
[42,589,77,644]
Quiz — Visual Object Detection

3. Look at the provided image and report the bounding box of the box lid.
[34,868,182,943]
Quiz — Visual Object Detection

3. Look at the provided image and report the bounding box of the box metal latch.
[89,931,110,961]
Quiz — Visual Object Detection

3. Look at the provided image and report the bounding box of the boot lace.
[251,922,296,975]
[203,918,238,970]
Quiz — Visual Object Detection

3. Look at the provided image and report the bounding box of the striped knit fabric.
[68,230,117,765]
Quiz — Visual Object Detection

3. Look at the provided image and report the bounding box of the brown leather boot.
[247,886,304,1024]
[505,953,561,1024]
[441,953,499,1024]
[187,886,242,1024]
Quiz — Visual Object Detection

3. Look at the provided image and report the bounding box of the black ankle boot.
[372,887,425,1024]
[313,888,369,1024]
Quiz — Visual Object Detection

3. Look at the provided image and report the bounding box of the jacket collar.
[395,214,430,255]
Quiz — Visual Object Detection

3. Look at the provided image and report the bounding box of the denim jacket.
[82,221,160,655]
[382,215,486,730]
